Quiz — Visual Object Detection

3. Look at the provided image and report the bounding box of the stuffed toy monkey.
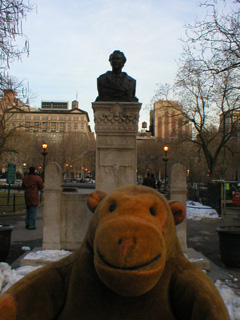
[0,185,229,319]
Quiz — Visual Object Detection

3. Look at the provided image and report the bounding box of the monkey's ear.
[168,200,186,225]
[87,190,107,213]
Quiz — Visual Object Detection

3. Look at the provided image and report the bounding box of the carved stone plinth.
[92,102,141,193]
[169,163,187,252]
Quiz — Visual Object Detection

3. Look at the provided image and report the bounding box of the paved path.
[0,205,43,243]
[0,205,43,265]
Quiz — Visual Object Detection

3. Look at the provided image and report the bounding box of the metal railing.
[0,192,43,213]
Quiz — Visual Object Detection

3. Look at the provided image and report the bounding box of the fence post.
[7,184,11,204]
[13,194,15,213]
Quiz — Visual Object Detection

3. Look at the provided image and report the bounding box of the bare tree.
[153,1,240,179]
[0,1,33,159]
[155,70,240,178]
[48,133,96,179]
[183,0,240,74]
[0,89,30,158]
[0,0,33,72]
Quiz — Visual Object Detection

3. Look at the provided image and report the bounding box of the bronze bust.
[96,50,139,102]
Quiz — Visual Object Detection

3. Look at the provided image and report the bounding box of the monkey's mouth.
[97,249,161,271]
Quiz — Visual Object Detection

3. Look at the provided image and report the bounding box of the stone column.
[42,162,62,250]
[169,163,188,252]
[92,102,141,194]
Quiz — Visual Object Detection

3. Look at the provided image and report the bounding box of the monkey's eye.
[109,203,117,212]
[149,207,157,216]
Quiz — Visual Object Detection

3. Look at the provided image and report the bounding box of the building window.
[25,121,30,131]
[74,116,78,121]
[51,122,56,132]
[42,116,48,120]
[25,116,31,120]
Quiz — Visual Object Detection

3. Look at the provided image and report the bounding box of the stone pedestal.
[92,102,141,193]
[169,163,188,252]
[42,162,93,251]
[43,162,62,250]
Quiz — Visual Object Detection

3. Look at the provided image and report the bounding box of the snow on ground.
[215,280,240,320]
[0,202,239,319]
[0,262,41,294]
[24,249,71,262]
[0,249,71,294]
[186,200,219,220]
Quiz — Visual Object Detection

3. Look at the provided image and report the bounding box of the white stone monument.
[169,163,210,270]
[92,101,141,193]
[42,162,92,251]
[169,163,187,252]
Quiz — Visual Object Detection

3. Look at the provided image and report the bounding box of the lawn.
[0,191,25,214]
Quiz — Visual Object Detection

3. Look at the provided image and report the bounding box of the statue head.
[109,50,127,73]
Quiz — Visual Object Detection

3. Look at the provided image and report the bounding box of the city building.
[2,90,92,144]
[0,89,93,178]
[220,109,239,139]
[150,100,192,141]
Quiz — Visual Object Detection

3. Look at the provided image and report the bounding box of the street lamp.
[22,163,27,176]
[162,146,169,192]
[41,142,48,182]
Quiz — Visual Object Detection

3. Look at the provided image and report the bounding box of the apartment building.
[1,89,93,178]
[2,90,92,144]
[220,109,240,139]
[150,100,192,141]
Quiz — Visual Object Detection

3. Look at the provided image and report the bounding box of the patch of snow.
[21,246,31,251]
[186,201,219,220]
[215,280,240,320]
[0,263,41,294]
[23,249,71,262]
[0,250,71,295]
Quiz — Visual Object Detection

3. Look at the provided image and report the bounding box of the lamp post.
[162,146,169,192]
[41,142,48,182]
[22,162,27,176]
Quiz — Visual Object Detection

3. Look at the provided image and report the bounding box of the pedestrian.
[22,166,44,230]
[157,179,162,192]
[142,172,155,188]
[151,174,157,189]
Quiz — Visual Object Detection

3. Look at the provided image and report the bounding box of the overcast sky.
[10,0,207,131]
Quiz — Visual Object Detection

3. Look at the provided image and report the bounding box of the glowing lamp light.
[42,142,48,150]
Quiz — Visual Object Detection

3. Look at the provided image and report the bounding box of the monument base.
[93,102,141,193]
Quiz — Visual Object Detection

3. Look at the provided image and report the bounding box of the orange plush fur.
[0,185,229,319]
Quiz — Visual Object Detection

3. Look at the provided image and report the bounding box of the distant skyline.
[9,0,208,131]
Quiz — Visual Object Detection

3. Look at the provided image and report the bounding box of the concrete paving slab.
[186,247,211,271]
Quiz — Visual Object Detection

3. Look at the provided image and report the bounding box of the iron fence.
[0,192,43,213]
